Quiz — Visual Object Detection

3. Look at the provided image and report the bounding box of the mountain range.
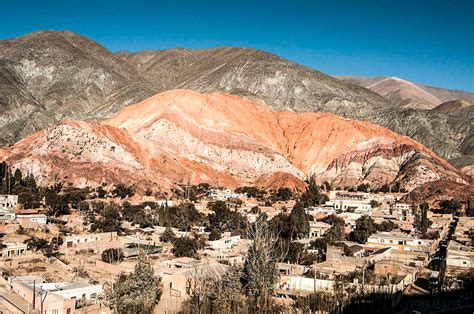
[0,89,466,193]
[337,76,474,110]
[0,30,472,184]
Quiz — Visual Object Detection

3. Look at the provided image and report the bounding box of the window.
[52,310,58,314]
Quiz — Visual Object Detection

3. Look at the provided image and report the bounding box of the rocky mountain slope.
[432,100,472,113]
[0,30,472,168]
[337,76,474,110]
[0,30,156,146]
[116,47,390,117]
[0,90,466,192]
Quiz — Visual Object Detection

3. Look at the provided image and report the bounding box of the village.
[0,178,473,313]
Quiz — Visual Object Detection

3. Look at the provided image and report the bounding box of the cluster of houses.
[446,217,474,275]
[0,194,47,227]
[0,188,472,313]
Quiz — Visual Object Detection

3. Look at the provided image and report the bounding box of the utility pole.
[32,280,36,310]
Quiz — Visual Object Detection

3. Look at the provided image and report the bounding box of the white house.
[325,199,371,212]
[366,232,436,255]
[308,221,331,238]
[11,276,102,314]
[0,242,28,258]
[0,194,18,211]
[207,235,241,250]
[393,203,412,211]
[157,199,173,207]
[209,189,242,200]
[446,241,474,270]
[16,214,47,226]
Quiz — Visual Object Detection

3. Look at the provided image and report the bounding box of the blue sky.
[1,0,473,91]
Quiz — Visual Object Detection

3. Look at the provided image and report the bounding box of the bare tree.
[242,219,281,312]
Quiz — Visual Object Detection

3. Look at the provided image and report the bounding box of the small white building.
[10,276,102,313]
[16,214,47,226]
[308,221,331,238]
[0,242,28,258]
[209,189,242,200]
[207,235,241,250]
[63,232,119,248]
[0,194,18,211]
[157,199,173,207]
[325,199,371,212]
[366,232,436,255]
[446,241,474,270]
[393,203,412,211]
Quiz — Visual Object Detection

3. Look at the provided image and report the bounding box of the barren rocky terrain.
[0,30,472,169]
[0,90,466,192]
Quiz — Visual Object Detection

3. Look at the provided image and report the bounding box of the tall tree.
[242,220,279,312]
[350,215,377,244]
[108,251,162,313]
[323,215,346,242]
[300,176,325,207]
[415,202,431,236]
[289,201,310,239]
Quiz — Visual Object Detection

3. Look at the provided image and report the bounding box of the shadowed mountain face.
[0,90,466,192]
[0,31,472,168]
[0,30,156,146]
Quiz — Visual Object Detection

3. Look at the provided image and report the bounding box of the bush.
[160,227,176,243]
[173,237,200,258]
[208,229,222,241]
[112,183,135,199]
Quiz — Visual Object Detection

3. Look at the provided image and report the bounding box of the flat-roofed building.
[16,214,47,227]
[0,242,28,258]
[366,232,436,256]
[0,194,18,211]
[10,276,102,313]
[325,199,371,212]
[207,235,241,250]
[308,221,331,238]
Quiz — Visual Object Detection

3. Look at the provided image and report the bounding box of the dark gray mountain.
[0,30,156,145]
[116,47,391,118]
[0,30,472,168]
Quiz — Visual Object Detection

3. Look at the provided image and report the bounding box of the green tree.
[275,188,293,201]
[323,215,346,242]
[376,220,397,232]
[211,265,245,312]
[439,199,461,214]
[370,200,380,208]
[112,183,135,199]
[300,177,327,207]
[350,215,377,244]
[414,202,431,236]
[208,201,231,232]
[173,237,200,258]
[159,227,176,243]
[289,201,310,239]
[108,251,162,313]
[208,229,222,241]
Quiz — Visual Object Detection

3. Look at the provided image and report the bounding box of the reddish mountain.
[0,90,467,193]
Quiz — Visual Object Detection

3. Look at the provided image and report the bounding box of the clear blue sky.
[1,0,473,91]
